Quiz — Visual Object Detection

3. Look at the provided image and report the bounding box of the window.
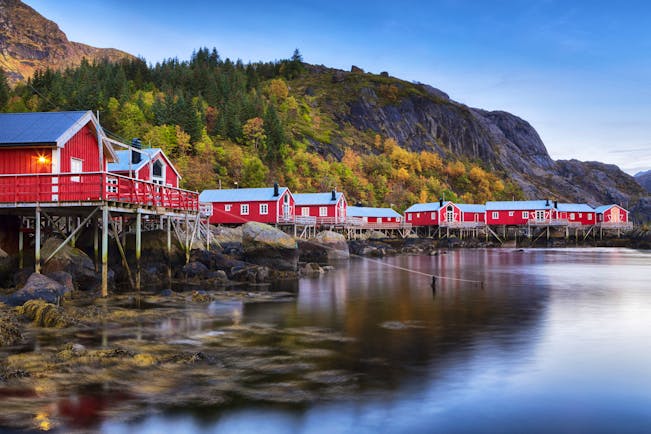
[225,204,232,212]
[535,210,545,220]
[408,214,412,221]
[319,207,328,217]
[241,204,249,215]
[153,160,163,177]
[492,211,499,219]
[260,203,268,215]
[432,212,437,220]
[508,211,514,217]
[579,213,583,218]
[417,213,421,218]
[106,176,118,193]
[301,207,310,216]
[70,158,82,182]
[570,213,575,220]
[522,211,529,219]
[378,217,382,223]
[588,214,592,220]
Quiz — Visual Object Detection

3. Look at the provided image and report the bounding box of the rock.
[3,273,70,306]
[314,231,349,260]
[41,237,99,290]
[209,226,243,245]
[0,303,24,346]
[368,231,386,240]
[180,261,209,278]
[351,65,364,73]
[0,254,17,288]
[45,271,74,294]
[300,263,324,276]
[230,264,270,283]
[297,239,327,263]
[12,268,32,289]
[242,222,298,271]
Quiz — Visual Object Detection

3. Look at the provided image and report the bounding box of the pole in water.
[431,275,436,291]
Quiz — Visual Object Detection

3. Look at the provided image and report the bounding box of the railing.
[598,221,633,230]
[527,218,569,227]
[0,172,199,212]
[278,215,318,225]
[440,221,486,229]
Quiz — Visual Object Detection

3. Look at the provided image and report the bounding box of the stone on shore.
[3,272,70,306]
[242,222,298,271]
[41,237,99,291]
[314,231,349,260]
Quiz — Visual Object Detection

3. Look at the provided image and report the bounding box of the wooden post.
[167,216,172,289]
[94,218,99,272]
[136,210,142,291]
[101,205,109,297]
[35,207,41,274]
[18,220,24,269]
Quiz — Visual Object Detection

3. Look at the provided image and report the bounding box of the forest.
[0,48,522,210]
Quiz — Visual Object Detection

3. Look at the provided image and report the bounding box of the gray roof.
[556,203,594,212]
[594,204,624,214]
[108,148,162,172]
[0,111,95,147]
[347,206,402,218]
[294,192,344,205]
[404,201,450,213]
[199,187,289,203]
[457,204,486,213]
[485,200,554,211]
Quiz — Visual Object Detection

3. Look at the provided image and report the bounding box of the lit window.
[319,207,328,217]
[241,204,249,215]
[225,204,232,212]
[260,203,268,215]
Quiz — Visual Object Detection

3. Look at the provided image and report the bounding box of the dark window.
[153,160,163,177]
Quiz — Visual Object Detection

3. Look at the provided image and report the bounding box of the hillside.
[0,0,648,222]
[635,170,651,193]
[0,0,133,83]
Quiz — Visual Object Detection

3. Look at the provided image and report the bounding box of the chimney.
[554,200,558,208]
[545,198,550,207]
[273,182,279,197]
[439,198,443,207]
[331,189,336,201]
[131,138,142,164]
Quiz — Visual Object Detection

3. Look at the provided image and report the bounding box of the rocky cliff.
[635,170,651,193]
[297,65,648,217]
[0,0,133,83]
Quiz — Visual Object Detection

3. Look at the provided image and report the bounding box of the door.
[446,205,454,223]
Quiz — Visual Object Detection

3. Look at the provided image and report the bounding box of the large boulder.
[0,249,17,288]
[242,222,298,271]
[3,273,70,306]
[314,231,349,260]
[41,237,99,290]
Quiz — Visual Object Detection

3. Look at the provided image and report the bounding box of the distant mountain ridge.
[635,169,651,193]
[0,0,133,83]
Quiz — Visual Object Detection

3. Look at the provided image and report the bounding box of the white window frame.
[260,203,268,215]
[570,213,575,220]
[492,211,499,220]
[225,204,232,212]
[408,214,412,221]
[588,214,592,220]
[378,217,382,223]
[70,157,83,182]
[508,211,514,217]
[241,204,249,215]
[431,212,436,220]
[522,211,529,219]
[301,207,310,216]
[319,206,328,217]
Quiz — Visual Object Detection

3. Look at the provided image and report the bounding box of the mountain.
[635,170,651,193]
[0,0,133,84]
[293,65,648,218]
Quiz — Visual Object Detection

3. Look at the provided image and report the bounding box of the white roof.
[485,200,554,211]
[594,204,626,214]
[556,203,594,212]
[293,192,344,205]
[457,204,486,213]
[404,201,451,213]
[347,206,402,218]
[199,187,289,203]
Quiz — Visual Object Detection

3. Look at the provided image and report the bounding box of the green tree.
[263,104,284,163]
[0,69,10,110]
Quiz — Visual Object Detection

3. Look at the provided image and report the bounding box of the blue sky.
[23,0,651,174]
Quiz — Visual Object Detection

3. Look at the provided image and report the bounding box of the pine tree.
[0,69,10,111]
[263,104,284,162]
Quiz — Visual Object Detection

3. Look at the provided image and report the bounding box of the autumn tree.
[0,69,10,110]
[242,117,266,150]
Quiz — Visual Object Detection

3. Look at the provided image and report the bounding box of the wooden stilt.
[18,220,24,269]
[94,218,99,272]
[35,207,41,274]
[167,216,172,289]
[101,205,109,297]
[136,210,142,291]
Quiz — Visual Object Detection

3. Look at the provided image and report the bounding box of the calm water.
[96,248,651,433]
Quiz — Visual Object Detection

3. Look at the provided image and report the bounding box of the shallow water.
[6,248,651,433]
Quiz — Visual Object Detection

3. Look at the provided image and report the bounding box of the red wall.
[598,206,628,223]
[558,211,595,226]
[486,208,558,225]
[0,148,53,174]
[208,190,294,225]
[116,152,180,188]
[60,125,101,172]
[462,212,485,223]
[405,210,438,226]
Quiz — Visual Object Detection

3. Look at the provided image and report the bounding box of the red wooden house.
[0,111,117,203]
[404,200,485,227]
[595,204,630,227]
[556,203,595,226]
[485,200,560,226]
[108,146,181,188]
[346,206,403,226]
[293,190,347,225]
[199,184,295,225]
